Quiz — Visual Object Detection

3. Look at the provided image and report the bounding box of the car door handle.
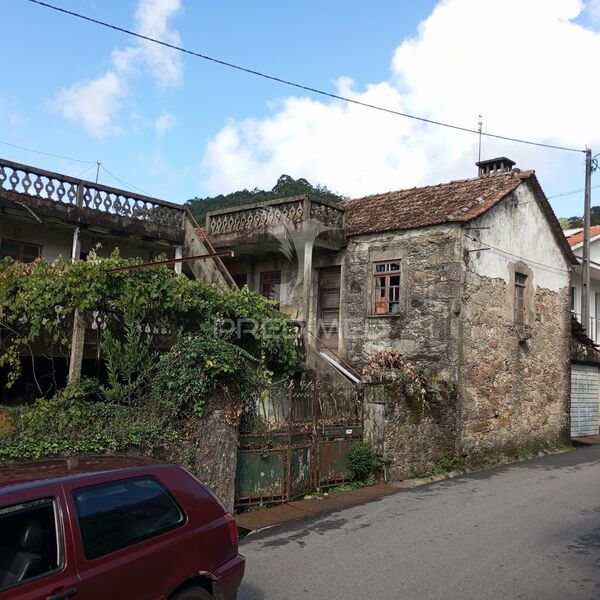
[46,588,79,600]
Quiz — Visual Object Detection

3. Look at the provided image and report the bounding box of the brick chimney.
[476,157,515,176]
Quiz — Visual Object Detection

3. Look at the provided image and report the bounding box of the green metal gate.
[234,380,363,509]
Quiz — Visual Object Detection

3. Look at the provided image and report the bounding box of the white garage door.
[571,363,600,438]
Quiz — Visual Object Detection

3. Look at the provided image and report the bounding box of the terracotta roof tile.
[341,169,577,266]
[342,170,530,236]
[565,225,600,247]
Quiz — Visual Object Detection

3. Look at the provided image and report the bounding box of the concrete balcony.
[205,194,346,255]
[0,158,185,243]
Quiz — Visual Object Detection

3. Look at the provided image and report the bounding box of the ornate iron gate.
[234,380,363,509]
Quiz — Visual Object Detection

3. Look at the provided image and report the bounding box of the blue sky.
[2,0,600,217]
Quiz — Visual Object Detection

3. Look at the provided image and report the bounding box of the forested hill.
[186,174,346,226]
[558,207,600,230]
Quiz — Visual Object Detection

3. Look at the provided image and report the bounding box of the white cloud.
[155,111,178,135]
[51,0,182,138]
[202,0,600,197]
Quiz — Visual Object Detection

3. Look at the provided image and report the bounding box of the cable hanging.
[0,138,96,164]
[28,0,585,155]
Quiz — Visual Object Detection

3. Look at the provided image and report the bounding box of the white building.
[565,225,600,343]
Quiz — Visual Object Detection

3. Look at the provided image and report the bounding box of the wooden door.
[318,267,341,351]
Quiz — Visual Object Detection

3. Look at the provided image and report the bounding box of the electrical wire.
[464,234,570,274]
[73,163,98,179]
[547,185,600,200]
[0,138,96,164]
[99,164,151,196]
[27,0,586,155]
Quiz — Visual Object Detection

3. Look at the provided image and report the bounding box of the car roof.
[0,456,168,493]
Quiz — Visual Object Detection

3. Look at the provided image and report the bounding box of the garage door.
[571,363,600,437]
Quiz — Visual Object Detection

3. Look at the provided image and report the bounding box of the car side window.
[72,476,185,560]
[0,498,62,591]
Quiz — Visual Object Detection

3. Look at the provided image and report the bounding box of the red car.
[0,456,245,600]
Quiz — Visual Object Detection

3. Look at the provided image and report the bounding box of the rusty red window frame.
[373,260,401,315]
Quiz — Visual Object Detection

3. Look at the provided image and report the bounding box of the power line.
[464,234,570,274]
[73,163,98,178]
[100,164,151,196]
[547,184,600,200]
[28,0,586,155]
[0,138,96,164]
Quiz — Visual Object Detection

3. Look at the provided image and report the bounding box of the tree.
[186,175,346,225]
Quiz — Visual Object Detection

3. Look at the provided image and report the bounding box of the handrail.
[304,328,363,382]
[0,157,184,229]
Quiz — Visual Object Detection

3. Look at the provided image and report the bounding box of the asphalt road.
[238,445,600,600]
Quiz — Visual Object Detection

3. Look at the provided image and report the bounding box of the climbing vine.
[0,251,298,461]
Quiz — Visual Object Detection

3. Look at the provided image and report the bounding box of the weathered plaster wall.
[457,184,572,455]
[1,215,174,262]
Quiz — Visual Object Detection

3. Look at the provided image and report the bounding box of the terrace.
[205,194,346,254]
[0,158,186,244]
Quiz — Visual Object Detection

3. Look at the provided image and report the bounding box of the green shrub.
[152,332,267,419]
[347,442,378,481]
[0,384,178,461]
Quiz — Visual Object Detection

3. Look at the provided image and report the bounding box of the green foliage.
[0,250,298,462]
[347,442,379,481]
[410,455,465,478]
[0,385,178,461]
[186,174,346,225]
[152,332,267,419]
[0,250,297,392]
[558,207,600,230]
[99,313,155,405]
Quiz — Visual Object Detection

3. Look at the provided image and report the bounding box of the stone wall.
[458,271,571,456]
[364,382,458,479]
[166,408,239,512]
[340,225,463,382]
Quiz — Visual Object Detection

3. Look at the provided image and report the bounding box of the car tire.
[170,586,213,600]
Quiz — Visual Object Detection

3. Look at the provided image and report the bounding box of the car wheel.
[170,586,213,600]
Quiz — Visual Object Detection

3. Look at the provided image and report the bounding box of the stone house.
[207,158,577,470]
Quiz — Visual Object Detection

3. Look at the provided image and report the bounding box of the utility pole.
[581,148,592,334]
[95,161,101,183]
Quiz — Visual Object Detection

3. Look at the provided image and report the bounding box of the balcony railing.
[572,312,600,344]
[205,195,345,238]
[0,158,185,231]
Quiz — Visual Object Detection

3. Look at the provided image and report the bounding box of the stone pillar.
[174,246,183,275]
[303,238,314,324]
[175,408,239,512]
[68,225,84,385]
[363,384,386,457]
[67,310,85,385]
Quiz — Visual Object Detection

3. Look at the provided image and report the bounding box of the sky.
[2,0,600,217]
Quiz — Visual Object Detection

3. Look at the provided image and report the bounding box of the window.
[72,477,185,560]
[233,273,248,289]
[571,287,576,312]
[373,261,401,314]
[0,498,61,591]
[514,272,527,324]
[0,239,41,263]
[260,271,281,306]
